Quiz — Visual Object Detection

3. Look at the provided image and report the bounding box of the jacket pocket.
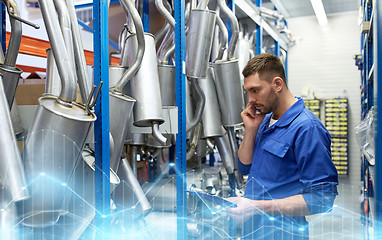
[263,139,290,158]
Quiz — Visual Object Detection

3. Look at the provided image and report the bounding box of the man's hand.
[241,103,266,135]
[226,197,263,222]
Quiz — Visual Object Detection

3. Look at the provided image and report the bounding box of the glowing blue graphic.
[0,131,377,239]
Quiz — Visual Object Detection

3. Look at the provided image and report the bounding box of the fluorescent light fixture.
[310,0,328,25]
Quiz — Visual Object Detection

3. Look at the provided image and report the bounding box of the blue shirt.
[238,97,338,240]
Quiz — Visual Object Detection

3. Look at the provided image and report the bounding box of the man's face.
[243,72,279,114]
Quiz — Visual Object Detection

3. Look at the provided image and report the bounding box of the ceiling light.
[310,0,328,25]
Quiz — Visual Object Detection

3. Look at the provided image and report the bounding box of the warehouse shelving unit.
[360,0,381,238]
[375,0,382,231]
[0,0,290,238]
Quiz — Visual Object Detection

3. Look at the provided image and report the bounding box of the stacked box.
[304,99,321,119]
[325,98,348,175]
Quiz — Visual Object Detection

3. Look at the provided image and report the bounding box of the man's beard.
[258,89,278,114]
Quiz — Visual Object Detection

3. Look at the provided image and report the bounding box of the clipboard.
[186,190,237,208]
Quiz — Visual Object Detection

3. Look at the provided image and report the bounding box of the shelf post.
[93,0,110,236]
[174,0,187,239]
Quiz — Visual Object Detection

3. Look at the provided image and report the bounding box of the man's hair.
[242,53,287,87]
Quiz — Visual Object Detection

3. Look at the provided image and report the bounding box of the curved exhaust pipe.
[186,79,206,133]
[152,121,167,145]
[214,9,228,62]
[155,0,175,28]
[66,0,92,103]
[54,0,77,86]
[2,0,21,67]
[217,0,239,60]
[38,0,77,104]
[114,0,145,93]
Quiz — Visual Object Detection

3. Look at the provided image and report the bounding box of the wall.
[287,11,363,239]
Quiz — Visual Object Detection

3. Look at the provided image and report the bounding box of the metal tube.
[3,0,21,67]
[152,122,167,145]
[155,0,175,28]
[217,0,239,60]
[214,9,228,62]
[115,158,152,216]
[214,133,234,175]
[187,123,202,160]
[206,138,215,151]
[131,145,138,176]
[186,79,205,133]
[38,0,76,103]
[66,0,92,103]
[54,0,76,86]
[114,0,145,93]
[197,0,209,10]
[45,48,61,96]
[154,22,170,44]
[157,27,172,59]
[160,37,175,63]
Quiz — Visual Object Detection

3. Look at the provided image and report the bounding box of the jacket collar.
[264,97,305,129]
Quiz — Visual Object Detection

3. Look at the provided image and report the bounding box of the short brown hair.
[242,53,287,86]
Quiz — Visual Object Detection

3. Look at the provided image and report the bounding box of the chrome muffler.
[186,9,216,78]
[125,33,167,145]
[158,64,175,106]
[32,149,120,239]
[19,0,96,227]
[109,92,136,172]
[0,76,29,202]
[20,96,96,227]
[199,67,225,138]
[213,59,244,126]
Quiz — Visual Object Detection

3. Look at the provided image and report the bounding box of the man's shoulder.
[293,107,327,131]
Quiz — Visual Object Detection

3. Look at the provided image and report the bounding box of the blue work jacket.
[238,97,339,240]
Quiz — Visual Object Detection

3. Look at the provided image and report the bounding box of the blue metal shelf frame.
[375,0,382,224]
[255,0,262,55]
[93,0,111,236]
[143,0,150,32]
[174,0,187,239]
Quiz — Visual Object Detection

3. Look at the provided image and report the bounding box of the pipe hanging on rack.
[115,0,145,93]
[66,0,93,103]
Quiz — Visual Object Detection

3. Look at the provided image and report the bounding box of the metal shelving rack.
[0,0,289,238]
[375,0,382,230]
[360,0,381,238]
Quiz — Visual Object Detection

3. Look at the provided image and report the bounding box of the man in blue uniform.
[227,53,338,239]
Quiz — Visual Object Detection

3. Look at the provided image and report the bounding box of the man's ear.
[273,77,283,92]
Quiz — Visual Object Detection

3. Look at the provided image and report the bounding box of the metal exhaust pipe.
[227,126,243,189]
[66,0,93,103]
[2,0,21,67]
[214,9,228,62]
[38,0,77,104]
[54,0,76,84]
[186,79,205,133]
[213,132,234,175]
[114,0,145,93]
[45,48,61,97]
[113,157,152,219]
[217,0,239,60]
[0,76,29,202]
[0,0,22,109]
